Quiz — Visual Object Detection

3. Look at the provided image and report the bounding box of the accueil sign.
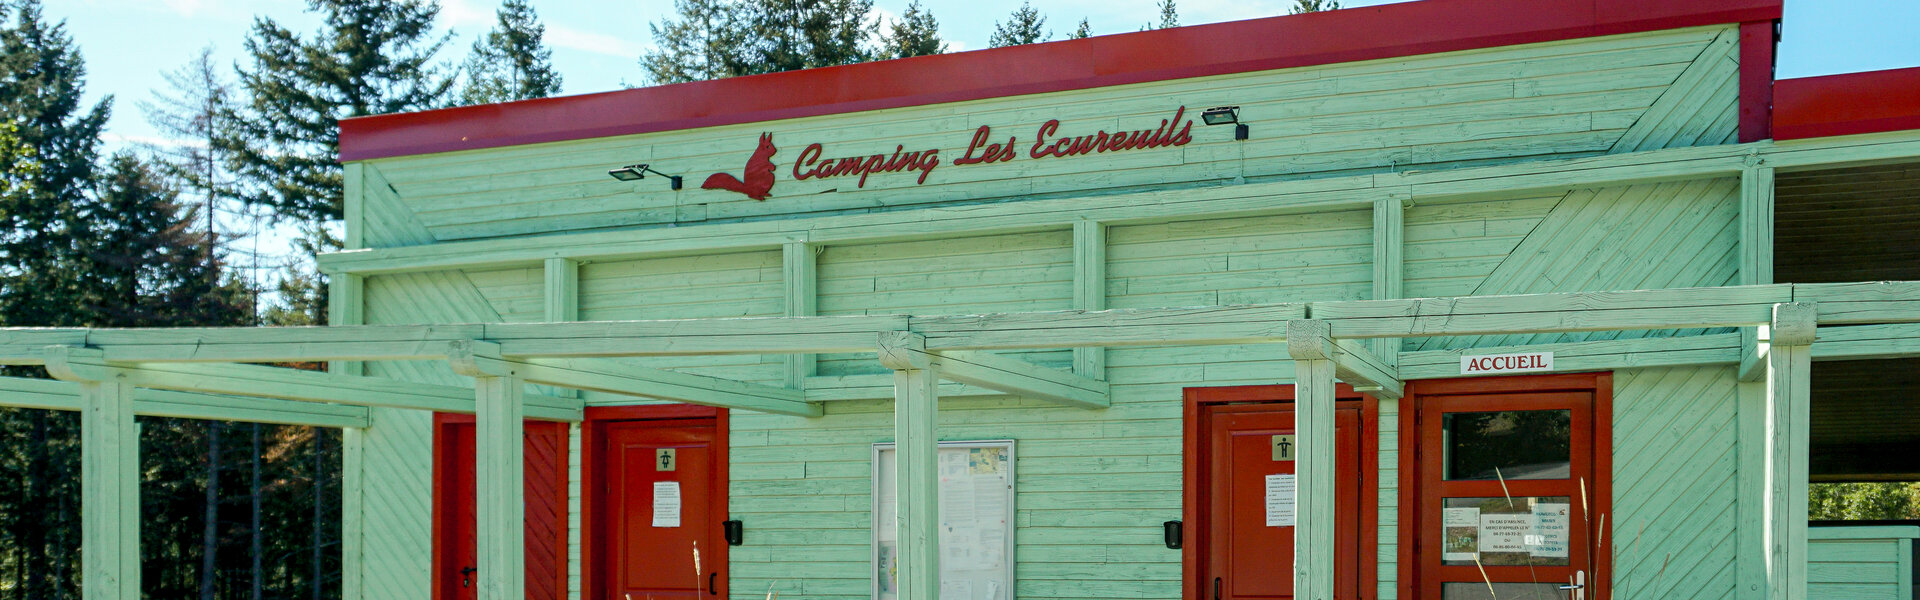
[700,107,1198,200]
[1459,352,1555,375]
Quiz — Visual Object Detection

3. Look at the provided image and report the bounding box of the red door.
[588,409,728,600]
[1185,385,1377,600]
[1403,374,1612,600]
[433,417,570,600]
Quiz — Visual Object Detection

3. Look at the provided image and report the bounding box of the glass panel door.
[1415,386,1605,600]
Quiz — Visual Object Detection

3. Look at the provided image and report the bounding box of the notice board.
[873,440,1016,600]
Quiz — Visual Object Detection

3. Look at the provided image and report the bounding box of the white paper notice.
[1530,503,1571,558]
[1442,507,1480,561]
[1264,474,1296,527]
[940,579,972,600]
[1479,513,1532,553]
[652,481,682,528]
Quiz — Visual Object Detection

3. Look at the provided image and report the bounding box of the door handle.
[1558,571,1586,600]
[460,566,477,588]
[1213,576,1222,600]
[709,572,719,596]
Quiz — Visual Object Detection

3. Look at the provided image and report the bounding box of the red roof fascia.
[339,0,1782,161]
[1774,66,1920,141]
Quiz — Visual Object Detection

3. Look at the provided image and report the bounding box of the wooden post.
[453,344,527,600]
[1287,320,1336,600]
[1739,164,1775,383]
[81,376,140,600]
[543,258,580,399]
[1371,197,1403,365]
[329,271,366,600]
[1073,221,1107,380]
[785,242,817,390]
[1762,303,1813,600]
[878,332,940,600]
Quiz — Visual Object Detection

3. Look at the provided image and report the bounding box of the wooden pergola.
[6,131,1919,600]
[3,280,1917,600]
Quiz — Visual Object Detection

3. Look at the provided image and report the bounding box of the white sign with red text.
[1459,352,1555,375]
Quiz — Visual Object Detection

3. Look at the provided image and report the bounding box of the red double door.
[1185,385,1378,600]
[435,408,728,600]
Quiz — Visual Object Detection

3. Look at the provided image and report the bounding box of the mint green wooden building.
[8,0,1920,598]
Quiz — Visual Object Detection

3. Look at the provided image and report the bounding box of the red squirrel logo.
[701,132,778,200]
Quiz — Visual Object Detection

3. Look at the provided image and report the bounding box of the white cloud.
[547,23,649,58]
[442,0,496,27]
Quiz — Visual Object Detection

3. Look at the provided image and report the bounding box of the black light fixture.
[608,163,684,190]
[722,520,744,546]
[1201,106,1248,141]
[1163,520,1183,549]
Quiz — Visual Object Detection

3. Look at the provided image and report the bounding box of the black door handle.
[1213,576,1222,600]
[709,572,719,596]
[460,566,477,588]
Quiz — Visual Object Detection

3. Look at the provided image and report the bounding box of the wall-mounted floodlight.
[608,163,684,190]
[1201,106,1248,141]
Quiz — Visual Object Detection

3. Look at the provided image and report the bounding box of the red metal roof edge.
[1774,66,1920,141]
[338,0,1783,161]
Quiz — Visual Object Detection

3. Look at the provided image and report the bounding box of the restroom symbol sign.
[1272,435,1295,461]
[656,449,677,472]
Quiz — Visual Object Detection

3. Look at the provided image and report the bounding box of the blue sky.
[50,0,1920,152]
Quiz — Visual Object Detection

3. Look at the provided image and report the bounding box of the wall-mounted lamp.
[608,163,684,190]
[1163,520,1183,549]
[1201,106,1248,141]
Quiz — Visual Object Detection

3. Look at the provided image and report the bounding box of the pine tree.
[988,1,1049,47]
[263,226,340,327]
[642,0,754,84]
[749,0,878,73]
[1154,0,1178,29]
[0,0,108,329]
[1068,18,1091,39]
[460,0,563,105]
[75,153,252,329]
[141,47,238,269]
[219,0,455,223]
[879,0,945,59]
[1289,0,1341,14]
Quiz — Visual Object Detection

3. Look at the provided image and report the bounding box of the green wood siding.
[816,231,1076,377]
[1612,366,1741,599]
[356,27,1734,243]
[1810,527,1917,600]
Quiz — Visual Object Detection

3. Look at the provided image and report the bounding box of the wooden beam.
[1314,285,1795,339]
[449,340,818,417]
[1286,320,1336,600]
[877,337,1108,409]
[1072,221,1107,381]
[784,242,817,390]
[879,331,940,600]
[0,375,370,428]
[1331,339,1402,400]
[1812,323,1920,361]
[800,374,1001,402]
[329,273,366,376]
[915,304,1305,350]
[1763,303,1815,600]
[47,347,580,422]
[485,314,909,357]
[1795,281,1920,325]
[1398,333,1742,380]
[1372,197,1403,365]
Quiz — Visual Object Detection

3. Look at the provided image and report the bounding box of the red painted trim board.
[1775,65,1920,140]
[340,0,1781,161]
[1738,20,1779,143]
